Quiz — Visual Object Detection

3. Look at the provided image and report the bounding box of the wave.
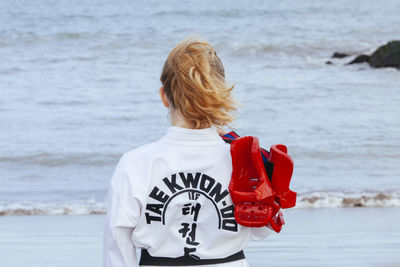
[297,191,400,208]
[0,152,119,167]
[225,42,371,57]
[0,200,106,216]
[1,191,399,216]
[0,31,118,48]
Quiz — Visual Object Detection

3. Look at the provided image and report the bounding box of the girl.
[103,38,272,267]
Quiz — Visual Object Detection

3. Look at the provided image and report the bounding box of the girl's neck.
[169,109,194,129]
[169,108,211,129]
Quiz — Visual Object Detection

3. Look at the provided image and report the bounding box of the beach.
[1,208,399,267]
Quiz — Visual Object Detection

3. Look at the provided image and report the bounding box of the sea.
[0,0,399,216]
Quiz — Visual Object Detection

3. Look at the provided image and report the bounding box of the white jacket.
[103,126,272,267]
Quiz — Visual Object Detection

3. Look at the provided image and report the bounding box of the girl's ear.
[159,86,170,108]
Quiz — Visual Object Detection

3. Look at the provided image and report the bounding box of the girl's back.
[103,38,272,267]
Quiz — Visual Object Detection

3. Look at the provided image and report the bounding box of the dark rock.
[325,61,333,65]
[332,52,350,59]
[347,54,370,65]
[369,40,400,69]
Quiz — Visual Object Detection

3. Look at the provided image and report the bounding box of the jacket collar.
[160,126,224,146]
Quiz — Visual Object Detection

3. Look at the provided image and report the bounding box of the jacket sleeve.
[103,157,141,267]
[250,225,273,241]
[249,210,286,240]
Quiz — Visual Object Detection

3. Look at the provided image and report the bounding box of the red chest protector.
[222,132,296,232]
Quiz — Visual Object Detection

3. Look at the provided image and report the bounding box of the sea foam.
[1,191,399,216]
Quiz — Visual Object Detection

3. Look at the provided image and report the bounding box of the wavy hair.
[160,38,237,129]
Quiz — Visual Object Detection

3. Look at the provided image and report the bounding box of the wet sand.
[1,208,399,267]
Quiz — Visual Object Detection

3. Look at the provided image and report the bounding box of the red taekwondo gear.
[222,131,296,233]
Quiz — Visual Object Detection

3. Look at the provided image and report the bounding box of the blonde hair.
[160,38,237,129]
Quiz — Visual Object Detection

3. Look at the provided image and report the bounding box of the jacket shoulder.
[111,141,160,183]
[123,141,159,160]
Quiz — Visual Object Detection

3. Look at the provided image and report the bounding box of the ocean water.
[1,0,400,215]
